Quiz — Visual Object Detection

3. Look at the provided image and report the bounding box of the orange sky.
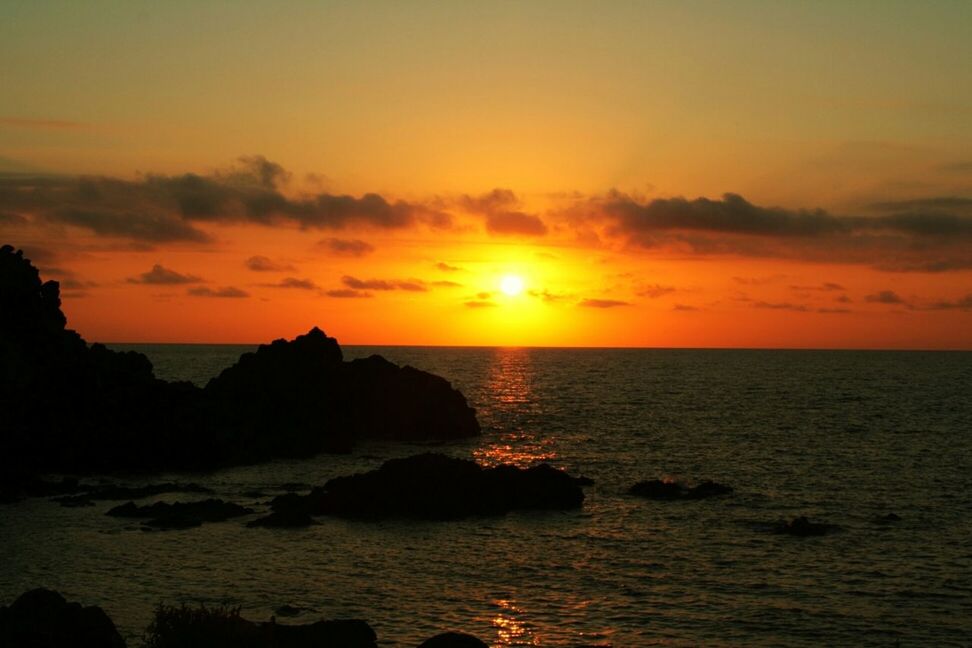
[1,2,970,348]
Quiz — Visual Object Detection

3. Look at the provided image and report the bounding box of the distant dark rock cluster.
[107,499,254,529]
[628,478,733,500]
[267,453,585,520]
[0,245,479,489]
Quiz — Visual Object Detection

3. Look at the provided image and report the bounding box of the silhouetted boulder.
[273,453,584,520]
[204,332,479,460]
[0,588,126,648]
[417,632,489,648]
[772,516,840,537]
[107,499,253,529]
[629,479,733,500]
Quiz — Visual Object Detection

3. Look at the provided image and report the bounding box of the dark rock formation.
[0,245,480,485]
[204,331,480,458]
[417,632,490,648]
[274,605,305,618]
[629,479,733,500]
[0,588,126,648]
[772,516,840,537]
[107,499,253,529]
[270,453,585,520]
[52,482,213,506]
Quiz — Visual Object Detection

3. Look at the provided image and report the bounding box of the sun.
[500,274,525,296]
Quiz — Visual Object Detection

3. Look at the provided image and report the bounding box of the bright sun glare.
[500,275,525,297]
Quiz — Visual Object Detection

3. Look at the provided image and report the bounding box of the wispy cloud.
[188,286,249,298]
[244,255,295,272]
[127,264,203,285]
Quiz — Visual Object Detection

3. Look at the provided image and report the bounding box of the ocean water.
[1,345,971,646]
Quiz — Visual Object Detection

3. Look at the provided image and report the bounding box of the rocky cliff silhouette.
[0,245,479,484]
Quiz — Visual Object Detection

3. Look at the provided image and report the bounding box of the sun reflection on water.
[491,599,541,646]
[473,348,558,468]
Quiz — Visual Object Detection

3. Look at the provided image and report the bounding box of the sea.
[1,345,970,646]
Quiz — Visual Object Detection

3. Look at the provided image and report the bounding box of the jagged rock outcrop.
[0,588,126,648]
[266,453,585,521]
[0,245,480,485]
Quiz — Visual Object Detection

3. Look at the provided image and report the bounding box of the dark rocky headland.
[0,244,479,489]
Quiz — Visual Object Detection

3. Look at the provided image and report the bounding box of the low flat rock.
[272,453,585,521]
[629,479,733,500]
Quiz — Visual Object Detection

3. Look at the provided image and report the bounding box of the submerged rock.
[417,632,490,648]
[629,479,733,500]
[873,513,902,524]
[0,588,126,648]
[107,499,253,529]
[772,516,840,537]
[272,453,585,520]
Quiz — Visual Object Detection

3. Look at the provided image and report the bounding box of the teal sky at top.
[1,1,970,200]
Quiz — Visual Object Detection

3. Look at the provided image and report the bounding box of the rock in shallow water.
[267,453,585,521]
[629,478,733,500]
[772,516,841,537]
[107,499,253,529]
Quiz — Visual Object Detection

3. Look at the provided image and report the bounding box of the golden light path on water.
[473,347,558,468]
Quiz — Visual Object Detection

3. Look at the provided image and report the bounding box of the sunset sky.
[1,1,970,348]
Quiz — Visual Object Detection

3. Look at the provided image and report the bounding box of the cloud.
[244,255,295,272]
[835,294,853,303]
[464,300,497,308]
[580,191,972,272]
[461,188,548,237]
[818,307,852,314]
[485,211,548,236]
[188,286,249,298]
[127,264,203,285]
[528,288,570,302]
[262,277,318,290]
[578,298,630,308]
[324,289,372,298]
[790,282,845,292]
[46,208,212,243]
[341,276,427,291]
[673,304,699,311]
[0,156,450,244]
[865,290,905,304]
[431,280,462,288]
[318,238,375,256]
[436,262,461,272]
[918,294,972,310]
[753,301,810,312]
[637,284,676,298]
